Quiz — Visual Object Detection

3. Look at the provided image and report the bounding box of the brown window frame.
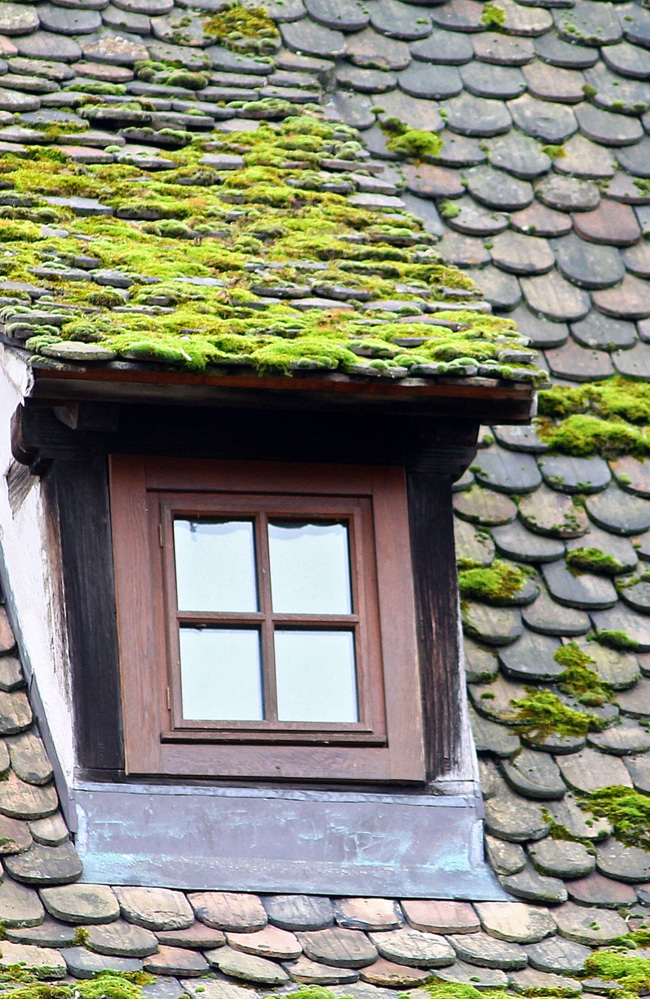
[110,455,425,783]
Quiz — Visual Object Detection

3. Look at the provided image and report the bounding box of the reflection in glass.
[174,519,257,613]
[275,630,358,722]
[179,628,263,720]
[268,522,352,614]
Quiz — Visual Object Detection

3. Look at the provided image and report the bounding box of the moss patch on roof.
[537,379,650,458]
[510,688,606,741]
[577,786,650,853]
[583,952,650,999]
[554,642,613,707]
[202,3,280,53]
[0,109,544,383]
[458,559,533,604]
[0,971,152,999]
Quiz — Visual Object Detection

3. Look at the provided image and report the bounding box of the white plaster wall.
[0,347,75,780]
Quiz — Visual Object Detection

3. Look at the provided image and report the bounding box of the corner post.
[406,423,478,787]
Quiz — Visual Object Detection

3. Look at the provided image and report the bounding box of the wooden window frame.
[110,455,425,783]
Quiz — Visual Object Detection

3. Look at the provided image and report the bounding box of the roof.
[0,0,649,996]
[0,0,548,413]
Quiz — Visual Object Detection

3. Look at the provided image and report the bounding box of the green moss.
[1,987,73,999]
[386,128,444,160]
[285,989,338,999]
[72,927,90,947]
[202,3,280,53]
[538,413,650,459]
[379,117,444,160]
[582,84,598,98]
[612,928,650,949]
[440,199,461,219]
[481,3,507,27]
[0,967,152,999]
[581,952,650,998]
[510,688,606,741]
[0,114,541,382]
[165,70,210,90]
[74,975,146,999]
[458,559,532,604]
[424,983,508,999]
[553,642,612,707]
[565,548,625,576]
[72,81,126,96]
[539,378,650,422]
[541,144,566,160]
[594,629,639,651]
[578,786,650,853]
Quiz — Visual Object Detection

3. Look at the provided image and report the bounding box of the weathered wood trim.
[28,363,536,425]
[45,457,124,772]
[406,435,477,784]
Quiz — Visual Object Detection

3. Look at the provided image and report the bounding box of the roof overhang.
[26,356,537,425]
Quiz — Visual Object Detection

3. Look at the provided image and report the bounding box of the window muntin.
[173,516,359,727]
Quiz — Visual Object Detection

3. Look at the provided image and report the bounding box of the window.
[110,457,425,782]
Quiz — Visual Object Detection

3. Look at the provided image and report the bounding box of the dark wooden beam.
[43,457,124,771]
[407,429,477,783]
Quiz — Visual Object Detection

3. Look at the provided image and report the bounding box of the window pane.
[179,628,263,721]
[268,522,352,614]
[174,520,257,612]
[275,630,358,723]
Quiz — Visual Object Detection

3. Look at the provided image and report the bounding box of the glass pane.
[174,519,257,613]
[179,628,263,721]
[275,630,358,723]
[268,521,352,614]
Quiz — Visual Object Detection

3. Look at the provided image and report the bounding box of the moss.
[1,987,73,999]
[539,378,650,424]
[612,928,650,949]
[72,927,90,947]
[85,289,125,308]
[538,413,650,459]
[66,79,126,95]
[578,786,650,853]
[510,688,606,741]
[0,114,540,382]
[0,968,151,999]
[553,642,612,707]
[581,952,650,997]
[379,117,444,160]
[74,974,147,999]
[285,990,338,999]
[582,83,598,98]
[386,128,444,160]
[164,70,210,90]
[440,199,461,219]
[594,629,639,651]
[202,3,280,53]
[481,3,507,27]
[565,548,625,576]
[458,559,532,604]
[424,983,508,999]
[541,144,566,160]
